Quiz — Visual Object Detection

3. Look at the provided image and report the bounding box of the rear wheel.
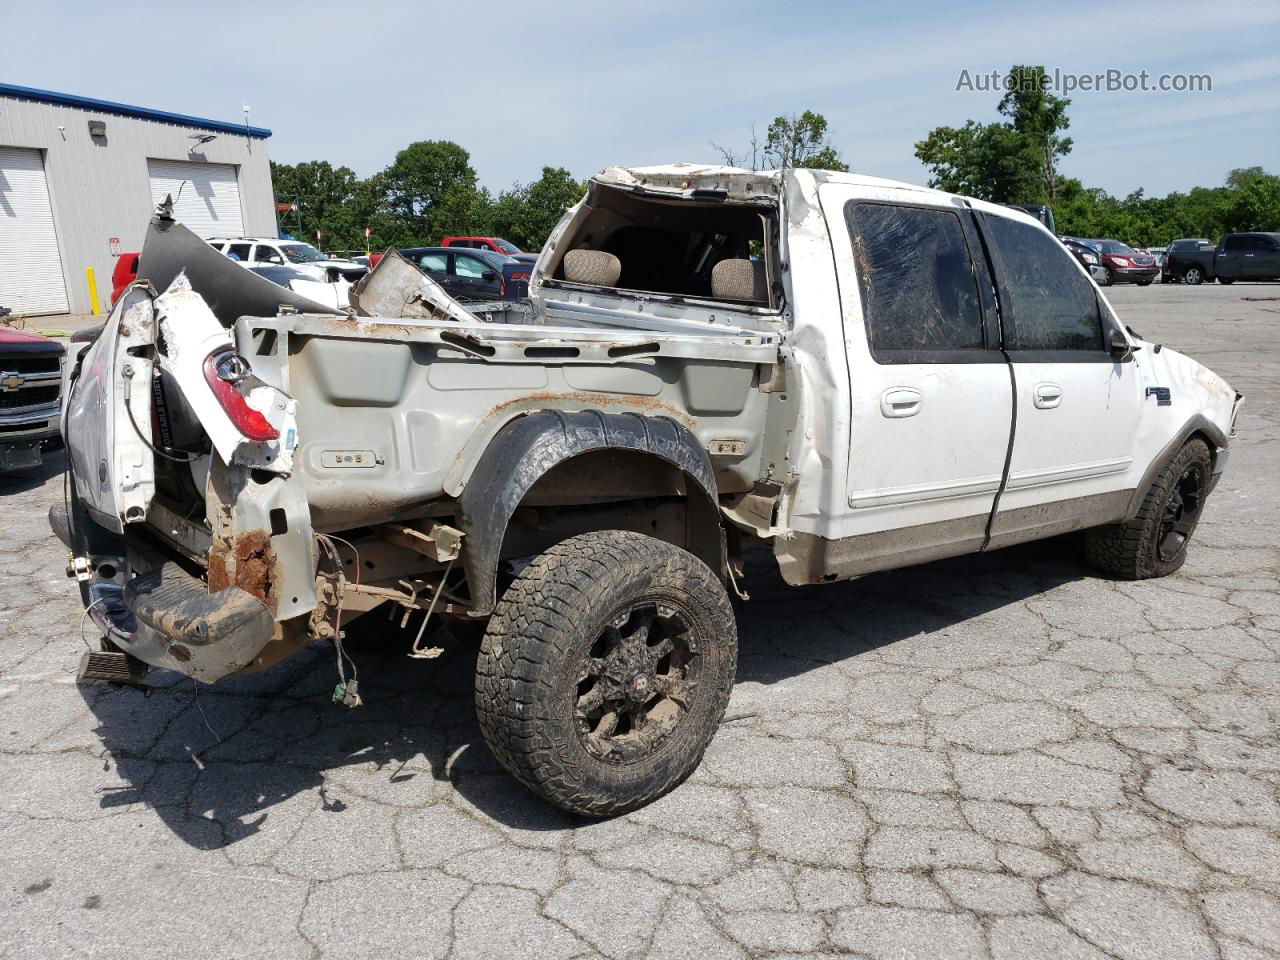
[1085,439,1212,579]
[475,530,737,817]
[1184,266,1205,285]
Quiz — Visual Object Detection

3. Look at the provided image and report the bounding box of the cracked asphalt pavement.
[1,283,1278,959]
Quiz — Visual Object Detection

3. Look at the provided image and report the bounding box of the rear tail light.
[202,349,279,442]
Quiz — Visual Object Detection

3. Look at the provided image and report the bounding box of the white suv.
[207,238,366,282]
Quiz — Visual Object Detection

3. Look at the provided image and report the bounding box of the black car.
[399,247,529,301]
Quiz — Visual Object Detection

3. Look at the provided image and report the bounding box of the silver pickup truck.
[56,163,1241,816]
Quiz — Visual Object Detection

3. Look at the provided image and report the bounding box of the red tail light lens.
[202,350,279,442]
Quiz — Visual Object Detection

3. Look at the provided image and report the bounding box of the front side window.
[983,214,1103,352]
[847,202,985,358]
[454,255,490,278]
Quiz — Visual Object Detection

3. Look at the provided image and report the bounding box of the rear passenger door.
[822,187,1014,563]
[978,211,1143,546]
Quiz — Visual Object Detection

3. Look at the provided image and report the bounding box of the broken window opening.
[544,184,780,310]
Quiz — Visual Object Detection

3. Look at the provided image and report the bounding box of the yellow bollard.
[86,267,102,316]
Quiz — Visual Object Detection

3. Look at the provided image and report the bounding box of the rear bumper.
[51,507,279,683]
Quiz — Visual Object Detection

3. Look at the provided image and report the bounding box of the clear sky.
[6,0,1277,198]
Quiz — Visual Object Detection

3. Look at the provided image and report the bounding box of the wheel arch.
[1124,415,1227,519]
[457,410,724,615]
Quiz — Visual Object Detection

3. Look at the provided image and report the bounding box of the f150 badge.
[1146,387,1172,406]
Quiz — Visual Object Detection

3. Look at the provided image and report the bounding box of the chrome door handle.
[1033,383,1063,409]
[881,387,923,418]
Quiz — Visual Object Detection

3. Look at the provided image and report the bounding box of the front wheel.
[1085,439,1212,579]
[475,530,737,817]
[1184,266,1205,285]
[1102,267,1114,286]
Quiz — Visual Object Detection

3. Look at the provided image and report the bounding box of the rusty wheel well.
[499,448,724,579]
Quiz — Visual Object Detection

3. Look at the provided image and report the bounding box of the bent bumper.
[51,509,279,683]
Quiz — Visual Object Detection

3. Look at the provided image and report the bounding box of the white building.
[0,83,276,315]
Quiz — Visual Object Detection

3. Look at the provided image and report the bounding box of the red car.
[442,236,523,256]
[110,252,140,306]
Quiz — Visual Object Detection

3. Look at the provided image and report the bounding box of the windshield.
[1099,241,1136,255]
[281,243,331,263]
[493,238,522,255]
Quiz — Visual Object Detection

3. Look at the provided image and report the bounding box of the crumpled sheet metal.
[348,249,476,324]
[137,215,343,326]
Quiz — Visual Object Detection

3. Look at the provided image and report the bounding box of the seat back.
[710,258,767,302]
[563,249,621,286]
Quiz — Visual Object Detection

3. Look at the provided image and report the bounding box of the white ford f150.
[55,164,1242,816]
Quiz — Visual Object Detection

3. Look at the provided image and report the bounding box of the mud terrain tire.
[475,530,736,817]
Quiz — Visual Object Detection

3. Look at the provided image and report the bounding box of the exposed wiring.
[123,378,199,463]
[315,533,359,700]
[77,595,109,652]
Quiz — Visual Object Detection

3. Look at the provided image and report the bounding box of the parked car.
[1164,239,1216,284]
[207,238,367,283]
[110,253,140,307]
[1092,239,1159,286]
[400,246,530,300]
[1214,232,1280,284]
[56,163,1241,817]
[0,319,64,472]
[442,236,539,266]
[1059,236,1108,283]
[1164,233,1280,285]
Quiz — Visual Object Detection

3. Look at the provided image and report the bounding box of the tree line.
[270,144,585,255]
[272,73,1276,257]
[915,65,1279,245]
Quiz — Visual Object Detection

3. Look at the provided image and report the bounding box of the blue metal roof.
[0,82,272,138]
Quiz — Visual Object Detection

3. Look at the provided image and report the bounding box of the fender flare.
[1124,414,1228,519]
[457,410,722,615]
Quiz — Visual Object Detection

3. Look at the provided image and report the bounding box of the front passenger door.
[979,212,1143,547]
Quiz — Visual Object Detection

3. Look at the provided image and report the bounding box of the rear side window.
[846,202,985,358]
[226,242,253,261]
[982,215,1103,352]
[417,252,448,272]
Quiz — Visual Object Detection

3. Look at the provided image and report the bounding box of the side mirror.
[481,271,498,282]
[1108,327,1137,360]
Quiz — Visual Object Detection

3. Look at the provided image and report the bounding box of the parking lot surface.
[1,283,1277,959]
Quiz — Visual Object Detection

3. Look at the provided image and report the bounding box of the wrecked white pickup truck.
[55,163,1241,816]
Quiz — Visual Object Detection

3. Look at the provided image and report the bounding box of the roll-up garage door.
[147,159,244,238]
[0,146,70,315]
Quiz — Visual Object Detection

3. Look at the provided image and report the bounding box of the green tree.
[913,120,1040,201]
[915,64,1071,204]
[997,65,1073,201]
[380,140,478,243]
[489,167,586,251]
[711,110,848,172]
[271,160,365,248]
